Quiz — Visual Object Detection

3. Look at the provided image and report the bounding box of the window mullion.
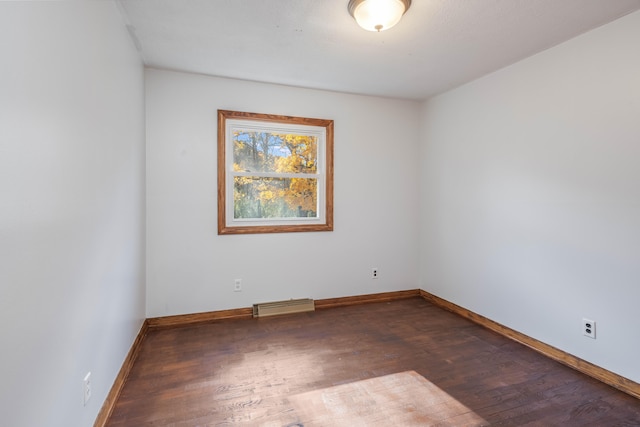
[232,172,318,179]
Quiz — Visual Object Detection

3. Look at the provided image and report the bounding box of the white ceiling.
[117,0,640,100]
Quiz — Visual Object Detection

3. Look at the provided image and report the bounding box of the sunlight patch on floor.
[286,370,487,426]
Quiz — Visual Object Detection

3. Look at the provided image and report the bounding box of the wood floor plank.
[105,298,640,426]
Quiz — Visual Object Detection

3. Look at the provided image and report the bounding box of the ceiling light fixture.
[348,0,411,32]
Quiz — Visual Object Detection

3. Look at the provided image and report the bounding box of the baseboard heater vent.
[253,298,315,318]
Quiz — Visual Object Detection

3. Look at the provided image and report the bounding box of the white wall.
[145,69,421,317]
[0,2,145,426]
[420,11,640,382]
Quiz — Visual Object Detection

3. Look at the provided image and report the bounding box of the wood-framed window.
[217,110,334,235]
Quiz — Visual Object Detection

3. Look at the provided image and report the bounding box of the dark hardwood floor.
[106,297,640,426]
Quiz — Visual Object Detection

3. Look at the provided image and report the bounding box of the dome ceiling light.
[348,0,412,32]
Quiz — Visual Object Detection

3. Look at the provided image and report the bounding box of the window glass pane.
[233,131,317,174]
[234,176,318,219]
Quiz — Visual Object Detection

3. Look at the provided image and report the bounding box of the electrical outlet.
[583,318,596,339]
[372,268,378,279]
[83,372,91,406]
[234,279,242,292]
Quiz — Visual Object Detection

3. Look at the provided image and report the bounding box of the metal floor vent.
[253,298,315,318]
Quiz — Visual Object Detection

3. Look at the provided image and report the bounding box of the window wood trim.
[217,110,334,235]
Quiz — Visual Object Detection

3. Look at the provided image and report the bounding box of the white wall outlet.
[83,372,92,406]
[372,268,378,279]
[583,318,596,339]
[234,279,242,292]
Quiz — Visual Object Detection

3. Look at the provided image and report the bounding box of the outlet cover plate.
[83,372,92,405]
[583,318,596,339]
